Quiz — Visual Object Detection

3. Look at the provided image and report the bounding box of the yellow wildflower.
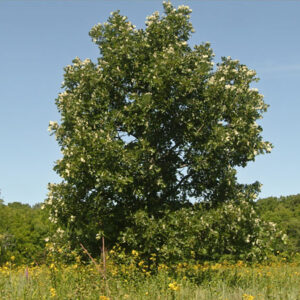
[168,281,180,291]
[138,260,144,267]
[50,287,57,298]
[243,294,255,300]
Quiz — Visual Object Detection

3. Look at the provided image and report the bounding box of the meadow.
[1,253,300,300]
[1,195,300,299]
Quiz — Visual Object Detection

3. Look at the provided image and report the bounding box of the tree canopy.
[46,2,272,253]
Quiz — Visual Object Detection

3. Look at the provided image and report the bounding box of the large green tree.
[46,2,272,253]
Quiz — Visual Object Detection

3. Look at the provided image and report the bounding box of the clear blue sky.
[0,0,299,205]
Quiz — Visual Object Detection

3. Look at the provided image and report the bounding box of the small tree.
[46,2,272,255]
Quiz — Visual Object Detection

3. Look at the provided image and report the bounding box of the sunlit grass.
[0,255,299,299]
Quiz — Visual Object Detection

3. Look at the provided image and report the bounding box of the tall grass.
[0,256,299,299]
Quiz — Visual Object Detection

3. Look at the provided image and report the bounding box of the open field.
[1,256,300,300]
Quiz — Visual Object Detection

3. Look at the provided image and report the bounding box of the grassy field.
[0,255,300,300]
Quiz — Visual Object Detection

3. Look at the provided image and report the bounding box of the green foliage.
[47,2,272,257]
[257,194,300,253]
[0,202,51,264]
[119,198,285,264]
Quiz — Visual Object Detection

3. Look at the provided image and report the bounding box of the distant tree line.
[0,199,51,264]
[257,194,300,254]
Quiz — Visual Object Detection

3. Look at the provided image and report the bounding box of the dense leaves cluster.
[46,2,272,257]
[0,200,50,264]
[257,194,300,253]
[120,198,285,263]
